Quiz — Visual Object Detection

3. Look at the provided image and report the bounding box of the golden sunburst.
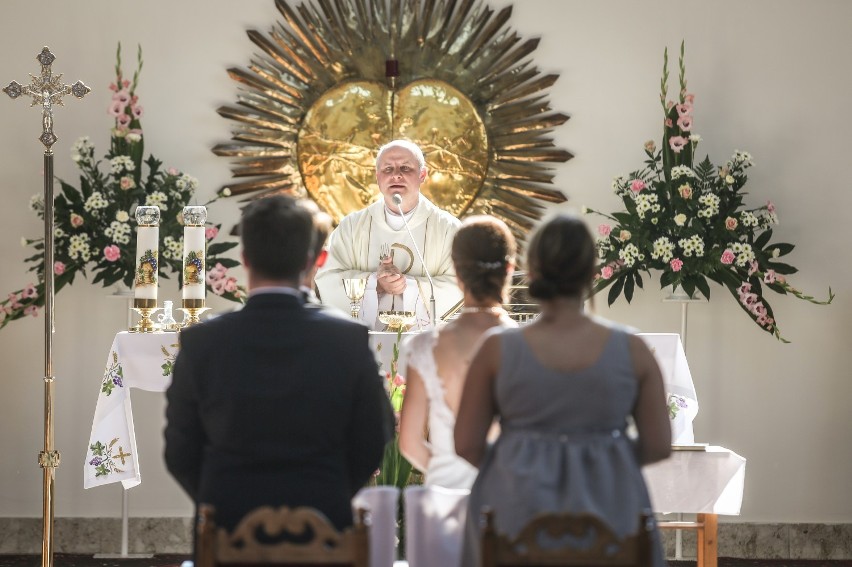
[213,0,572,242]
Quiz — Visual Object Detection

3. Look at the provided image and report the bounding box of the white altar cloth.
[84,331,178,489]
[642,446,746,515]
[638,333,698,444]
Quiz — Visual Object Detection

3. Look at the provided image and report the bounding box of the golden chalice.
[378,310,417,332]
[342,277,368,319]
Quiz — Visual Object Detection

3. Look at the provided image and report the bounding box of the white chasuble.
[316,196,462,330]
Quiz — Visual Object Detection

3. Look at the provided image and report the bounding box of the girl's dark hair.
[451,216,516,304]
[526,214,596,300]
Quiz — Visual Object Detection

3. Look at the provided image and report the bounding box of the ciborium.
[342,278,368,319]
[378,310,416,332]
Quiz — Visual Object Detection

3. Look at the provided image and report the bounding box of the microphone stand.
[393,195,437,327]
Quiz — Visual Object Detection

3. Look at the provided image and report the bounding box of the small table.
[643,446,747,567]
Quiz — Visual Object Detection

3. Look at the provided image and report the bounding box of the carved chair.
[196,504,369,567]
[481,509,654,567]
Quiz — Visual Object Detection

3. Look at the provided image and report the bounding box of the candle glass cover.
[134,206,160,303]
[182,206,207,302]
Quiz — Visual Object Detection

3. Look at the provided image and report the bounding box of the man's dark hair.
[240,196,315,281]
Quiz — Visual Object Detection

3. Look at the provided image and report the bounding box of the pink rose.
[601,266,614,279]
[679,184,693,199]
[224,278,238,293]
[24,305,39,317]
[766,200,776,213]
[104,245,121,262]
[53,262,65,275]
[676,115,693,131]
[669,136,688,153]
[70,213,84,227]
[597,224,612,237]
[205,226,219,240]
[167,167,180,176]
[676,103,692,117]
[720,249,735,265]
[670,258,683,272]
[725,217,738,230]
[119,177,135,191]
[629,179,646,193]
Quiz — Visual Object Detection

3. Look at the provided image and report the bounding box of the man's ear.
[315,249,329,268]
[240,249,250,270]
[419,167,428,184]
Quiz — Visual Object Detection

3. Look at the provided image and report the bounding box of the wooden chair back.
[481,509,654,567]
[196,504,369,567]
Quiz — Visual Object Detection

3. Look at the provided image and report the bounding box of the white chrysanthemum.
[634,193,658,219]
[611,175,628,192]
[68,234,92,262]
[71,136,93,154]
[180,174,199,191]
[29,194,44,213]
[670,166,696,179]
[678,235,705,258]
[740,211,759,227]
[162,235,184,260]
[105,221,132,245]
[618,243,640,267]
[109,155,135,174]
[697,193,720,217]
[733,150,753,166]
[54,227,65,238]
[83,191,109,213]
[145,191,168,209]
[729,242,755,267]
[651,237,675,262]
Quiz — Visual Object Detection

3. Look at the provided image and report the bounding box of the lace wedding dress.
[405,330,478,489]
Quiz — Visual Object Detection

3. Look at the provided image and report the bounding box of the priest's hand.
[377,256,406,295]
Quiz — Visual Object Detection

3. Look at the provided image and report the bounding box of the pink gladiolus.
[629,179,646,193]
[24,305,39,317]
[763,270,777,284]
[670,258,683,272]
[601,266,614,279]
[720,249,735,265]
[115,89,131,105]
[677,115,693,131]
[669,136,688,153]
[766,200,776,213]
[104,245,121,262]
[205,227,219,240]
[54,262,66,275]
[211,279,227,296]
[108,82,118,92]
[393,374,405,387]
[22,284,37,299]
[598,224,612,237]
[108,100,124,117]
[117,113,131,127]
[224,278,238,293]
[684,93,695,104]
[748,260,759,276]
[676,103,692,117]
[665,118,673,128]
[131,105,144,119]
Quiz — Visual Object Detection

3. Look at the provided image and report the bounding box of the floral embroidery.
[667,394,688,420]
[101,352,124,396]
[160,342,180,377]
[89,437,132,477]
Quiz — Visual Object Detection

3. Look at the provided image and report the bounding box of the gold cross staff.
[3,46,89,567]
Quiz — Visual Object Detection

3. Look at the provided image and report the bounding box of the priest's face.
[376,146,427,214]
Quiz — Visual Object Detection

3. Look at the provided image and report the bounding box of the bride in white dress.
[398,216,516,567]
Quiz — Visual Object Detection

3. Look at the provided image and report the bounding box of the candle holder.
[342,278,368,319]
[130,298,161,333]
[180,298,211,327]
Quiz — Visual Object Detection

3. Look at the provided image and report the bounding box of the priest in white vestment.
[315,140,463,330]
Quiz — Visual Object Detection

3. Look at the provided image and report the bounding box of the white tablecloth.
[642,445,746,515]
[638,333,698,444]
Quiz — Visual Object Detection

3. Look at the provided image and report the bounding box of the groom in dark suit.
[164,196,392,536]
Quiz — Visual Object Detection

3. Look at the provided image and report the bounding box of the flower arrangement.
[587,43,832,342]
[0,44,245,330]
[373,328,416,488]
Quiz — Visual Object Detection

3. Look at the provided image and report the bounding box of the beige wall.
[0,0,849,524]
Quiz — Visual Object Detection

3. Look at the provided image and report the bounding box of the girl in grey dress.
[455,214,672,567]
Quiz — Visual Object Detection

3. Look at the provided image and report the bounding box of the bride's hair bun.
[452,216,516,304]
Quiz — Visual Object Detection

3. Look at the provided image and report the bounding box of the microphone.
[392,193,437,327]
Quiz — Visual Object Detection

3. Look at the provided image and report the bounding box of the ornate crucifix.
[3,46,89,567]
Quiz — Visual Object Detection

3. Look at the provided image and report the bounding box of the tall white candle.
[133,206,160,301]
[182,206,207,301]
